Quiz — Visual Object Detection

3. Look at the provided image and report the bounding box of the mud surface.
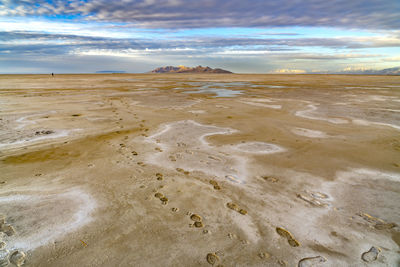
[0,74,399,266]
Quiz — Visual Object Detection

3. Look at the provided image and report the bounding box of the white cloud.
[383,56,400,62]
[0,17,137,39]
[272,69,307,74]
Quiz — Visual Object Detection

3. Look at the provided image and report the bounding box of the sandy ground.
[0,74,399,266]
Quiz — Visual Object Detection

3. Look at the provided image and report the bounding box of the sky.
[0,0,400,74]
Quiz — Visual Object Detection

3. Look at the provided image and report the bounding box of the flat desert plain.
[0,74,399,266]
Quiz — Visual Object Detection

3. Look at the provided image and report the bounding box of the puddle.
[178,82,246,98]
[184,88,243,98]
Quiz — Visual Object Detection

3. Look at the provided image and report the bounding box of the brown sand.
[0,74,399,266]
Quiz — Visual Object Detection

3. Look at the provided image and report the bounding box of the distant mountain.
[336,66,400,75]
[96,70,126,73]
[149,65,232,74]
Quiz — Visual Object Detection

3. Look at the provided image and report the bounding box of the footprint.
[226,202,247,215]
[361,246,380,262]
[154,192,164,198]
[258,252,270,260]
[190,214,202,222]
[374,222,397,230]
[296,191,329,207]
[0,218,15,237]
[310,192,329,199]
[277,259,288,266]
[9,250,26,267]
[208,155,221,162]
[261,176,279,183]
[177,142,187,147]
[225,175,241,183]
[206,253,219,265]
[238,209,247,215]
[156,173,163,181]
[190,214,204,228]
[176,168,190,175]
[227,233,236,239]
[160,197,168,205]
[358,213,397,230]
[227,202,239,211]
[154,192,168,205]
[194,221,203,228]
[209,180,221,190]
[276,227,300,247]
[298,256,327,267]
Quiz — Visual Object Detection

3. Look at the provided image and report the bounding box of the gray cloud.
[2,31,400,53]
[0,26,398,74]
[1,0,400,30]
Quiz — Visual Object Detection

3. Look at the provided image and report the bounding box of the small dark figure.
[51,73,54,77]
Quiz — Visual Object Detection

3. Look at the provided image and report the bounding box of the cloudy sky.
[1,0,400,74]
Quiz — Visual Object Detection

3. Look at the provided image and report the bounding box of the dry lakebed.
[0,74,399,266]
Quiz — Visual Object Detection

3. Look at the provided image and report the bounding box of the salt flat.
[0,74,399,266]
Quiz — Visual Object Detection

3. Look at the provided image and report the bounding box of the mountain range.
[150,65,232,74]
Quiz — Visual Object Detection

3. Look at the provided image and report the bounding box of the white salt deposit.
[143,120,285,184]
[239,101,282,109]
[232,142,286,154]
[352,119,400,131]
[0,129,81,149]
[0,188,97,251]
[336,168,400,183]
[295,104,348,124]
[291,127,329,138]
[188,110,206,114]
[15,111,56,130]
